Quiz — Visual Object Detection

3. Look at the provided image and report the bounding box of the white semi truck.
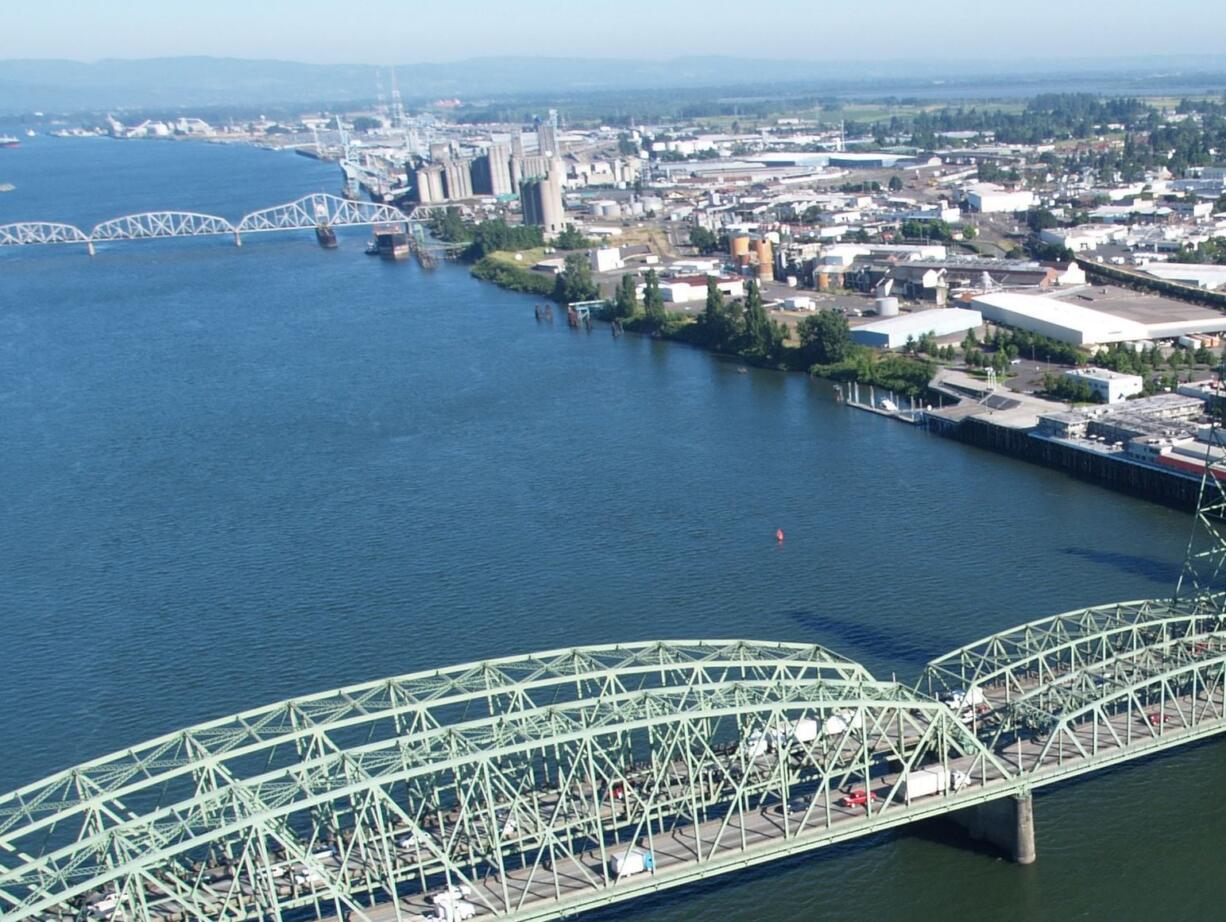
[902,766,970,800]
[744,710,864,757]
[609,846,655,878]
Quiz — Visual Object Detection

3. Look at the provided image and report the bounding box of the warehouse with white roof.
[971,292,1149,346]
[850,308,983,349]
[972,290,1226,345]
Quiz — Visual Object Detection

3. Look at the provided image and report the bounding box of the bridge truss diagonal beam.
[88,211,237,242]
[0,222,91,247]
[236,194,406,234]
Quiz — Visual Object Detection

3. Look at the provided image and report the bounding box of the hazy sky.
[4,0,1226,63]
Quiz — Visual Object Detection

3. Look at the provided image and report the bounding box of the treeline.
[601,275,937,396]
[865,94,1150,147]
[471,251,599,304]
[428,208,546,261]
[429,208,602,261]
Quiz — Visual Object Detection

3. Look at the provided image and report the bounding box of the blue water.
[1,135,1222,921]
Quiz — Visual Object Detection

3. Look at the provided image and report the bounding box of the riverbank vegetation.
[601,274,938,397]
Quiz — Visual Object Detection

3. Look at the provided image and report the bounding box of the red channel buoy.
[776,528,785,543]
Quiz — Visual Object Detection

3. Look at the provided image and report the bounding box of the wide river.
[1,136,1222,921]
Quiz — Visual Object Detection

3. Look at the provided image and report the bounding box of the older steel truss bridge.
[4,398,1226,922]
[0,194,410,255]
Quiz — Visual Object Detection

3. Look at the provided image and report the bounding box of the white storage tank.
[876,296,900,317]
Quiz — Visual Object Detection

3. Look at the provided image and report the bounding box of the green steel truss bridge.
[3,613,1226,922]
[6,408,1226,922]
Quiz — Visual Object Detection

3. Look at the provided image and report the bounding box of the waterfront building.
[1064,367,1144,404]
[849,307,983,349]
[520,161,565,234]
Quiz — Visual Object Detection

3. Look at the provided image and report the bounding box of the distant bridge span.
[2,605,1224,922]
[0,193,410,255]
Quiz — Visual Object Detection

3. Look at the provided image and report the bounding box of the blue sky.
[5,0,1226,63]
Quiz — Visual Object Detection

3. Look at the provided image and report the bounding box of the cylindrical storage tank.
[730,235,750,260]
[755,239,774,281]
[876,296,900,317]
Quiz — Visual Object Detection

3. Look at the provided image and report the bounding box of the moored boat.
[315,223,338,249]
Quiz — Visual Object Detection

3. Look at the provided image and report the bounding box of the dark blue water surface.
[2,136,1223,921]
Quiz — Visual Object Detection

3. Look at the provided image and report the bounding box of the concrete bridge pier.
[952,793,1036,864]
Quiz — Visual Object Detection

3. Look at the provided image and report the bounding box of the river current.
[0,135,1221,921]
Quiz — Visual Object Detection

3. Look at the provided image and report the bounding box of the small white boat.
[880,398,898,413]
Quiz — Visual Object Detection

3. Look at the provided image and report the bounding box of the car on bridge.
[839,789,878,808]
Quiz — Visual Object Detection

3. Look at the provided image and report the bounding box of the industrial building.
[1063,367,1144,404]
[472,143,513,197]
[414,163,446,204]
[1139,263,1226,291]
[972,290,1226,346]
[442,159,473,200]
[659,276,745,304]
[964,183,1038,213]
[972,292,1150,346]
[519,161,565,234]
[849,308,983,349]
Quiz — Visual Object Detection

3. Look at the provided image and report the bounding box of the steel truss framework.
[0,195,409,254]
[0,641,1010,922]
[90,213,238,242]
[0,223,92,247]
[5,627,1225,922]
[922,596,1226,780]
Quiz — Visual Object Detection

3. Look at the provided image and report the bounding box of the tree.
[554,252,598,304]
[429,206,472,243]
[888,175,904,192]
[554,225,594,250]
[609,273,638,319]
[962,330,978,352]
[961,224,977,240]
[689,225,719,255]
[1026,208,1060,232]
[642,269,667,331]
[798,309,853,366]
[704,276,724,320]
[740,280,772,355]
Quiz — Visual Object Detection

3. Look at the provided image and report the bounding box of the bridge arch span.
[0,221,91,250]
[237,193,405,235]
[0,640,1007,922]
[89,211,237,242]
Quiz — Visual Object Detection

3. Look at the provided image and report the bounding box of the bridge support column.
[234,231,242,247]
[86,240,95,257]
[952,793,1035,864]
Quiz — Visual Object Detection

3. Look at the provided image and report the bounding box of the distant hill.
[2,54,1225,115]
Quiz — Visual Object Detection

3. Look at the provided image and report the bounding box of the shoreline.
[464,260,1212,511]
